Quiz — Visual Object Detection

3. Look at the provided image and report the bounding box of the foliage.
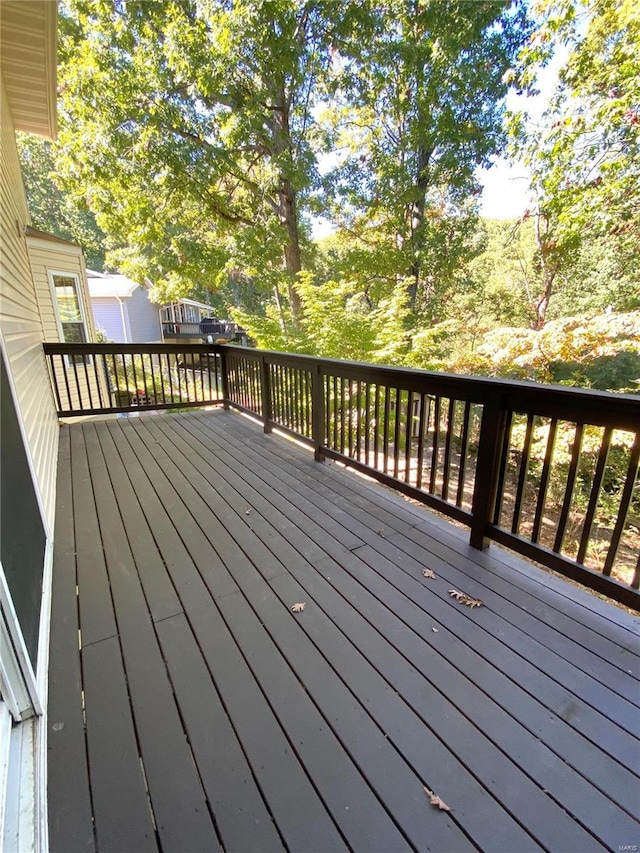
[507,0,640,326]
[57,0,348,318]
[321,0,533,319]
[17,133,108,269]
[432,310,640,391]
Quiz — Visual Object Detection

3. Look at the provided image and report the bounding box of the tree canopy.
[17,134,108,269]
[17,0,638,397]
[56,0,532,325]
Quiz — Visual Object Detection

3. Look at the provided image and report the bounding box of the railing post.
[260,355,272,433]
[469,394,507,550]
[311,363,325,462]
[219,346,230,410]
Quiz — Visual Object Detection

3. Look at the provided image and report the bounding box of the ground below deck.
[48,408,640,853]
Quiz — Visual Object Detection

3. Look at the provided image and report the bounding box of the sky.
[478,49,568,220]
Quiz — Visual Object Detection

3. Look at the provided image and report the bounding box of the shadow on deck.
[48,408,640,853]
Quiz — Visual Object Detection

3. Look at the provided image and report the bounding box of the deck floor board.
[48,409,640,853]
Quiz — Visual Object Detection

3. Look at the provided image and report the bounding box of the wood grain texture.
[49,409,640,853]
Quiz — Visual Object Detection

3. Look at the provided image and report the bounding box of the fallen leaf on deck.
[448,589,483,608]
[424,787,451,811]
[422,569,436,579]
[376,528,384,536]
[291,602,306,613]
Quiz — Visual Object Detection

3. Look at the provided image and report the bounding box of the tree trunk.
[533,273,555,330]
[272,85,303,322]
[278,176,303,319]
[532,207,556,330]
[408,145,432,310]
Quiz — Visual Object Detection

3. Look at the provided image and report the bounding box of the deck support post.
[260,355,272,433]
[219,346,230,410]
[312,364,325,462]
[469,395,507,551]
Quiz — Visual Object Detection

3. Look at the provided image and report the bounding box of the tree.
[508,0,640,324]
[57,0,342,323]
[17,133,108,269]
[322,0,532,320]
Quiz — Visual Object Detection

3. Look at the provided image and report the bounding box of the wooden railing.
[44,343,224,416]
[222,345,640,610]
[44,342,640,609]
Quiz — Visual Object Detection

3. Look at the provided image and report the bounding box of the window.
[50,273,88,345]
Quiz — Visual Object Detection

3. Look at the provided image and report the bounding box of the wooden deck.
[47,408,640,853]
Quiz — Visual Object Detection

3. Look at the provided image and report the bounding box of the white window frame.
[47,270,91,356]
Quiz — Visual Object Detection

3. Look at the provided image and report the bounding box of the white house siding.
[92,296,128,342]
[25,236,108,415]
[0,81,58,530]
[126,285,162,342]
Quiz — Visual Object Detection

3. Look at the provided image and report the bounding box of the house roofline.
[24,226,81,249]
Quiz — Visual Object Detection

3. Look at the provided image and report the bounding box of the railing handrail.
[220,344,640,429]
[44,342,221,355]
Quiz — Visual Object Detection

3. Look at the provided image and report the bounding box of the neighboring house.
[88,270,163,343]
[160,298,248,345]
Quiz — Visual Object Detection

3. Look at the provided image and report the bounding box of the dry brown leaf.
[422,569,436,579]
[424,787,451,811]
[291,602,306,613]
[448,589,483,608]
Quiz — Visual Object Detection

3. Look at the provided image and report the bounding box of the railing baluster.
[374,384,380,470]
[531,418,557,543]
[277,364,284,425]
[404,390,413,484]
[92,353,104,408]
[492,410,513,525]
[602,432,640,576]
[131,353,140,404]
[260,356,271,432]
[82,354,94,410]
[456,401,471,507]
[356,381,362,462]
[348,380,354,457]
[122,354,131,407]
[140,353,150,405]
[149,354,158,405]
[383,386,390,475]
[393,388,401,479]
[429,396,441,494]
[198,352,205,403]
[441,398,455,500]
[312,364,325,461]
[340,377,346,454]
[364,383,371,467]
[416,392,427,490]
[70,353,82,412]
[553,422,585,553]
[511,413,535,535]
[287,366,293,429]
[577,426,612,564]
